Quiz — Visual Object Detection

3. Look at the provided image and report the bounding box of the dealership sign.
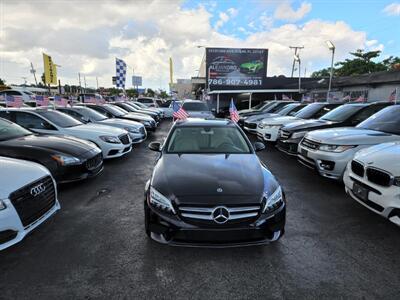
[206,47,268,90]
[132,75,143,86]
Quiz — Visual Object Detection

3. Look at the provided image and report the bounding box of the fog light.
[319,160,335,171]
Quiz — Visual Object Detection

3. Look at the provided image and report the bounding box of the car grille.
[9,176,56,227]
[366,168,392,187]
[280,129,291,139]
[245,122,257,129]
[119,133,130,145]
[178,205,260,227]
[301,138,320,150]
[351,160,365,177]
[139,126,146,134]
[86,153,103,170]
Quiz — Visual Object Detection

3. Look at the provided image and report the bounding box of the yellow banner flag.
[43,53,57,85]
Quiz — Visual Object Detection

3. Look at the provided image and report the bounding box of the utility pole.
[289,46,304,78]
[30,62,38,86]
[96,77,99,90]
[84,75,87,93]
[78,73,82,94]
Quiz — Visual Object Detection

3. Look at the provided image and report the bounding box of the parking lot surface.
[1,120,399,299]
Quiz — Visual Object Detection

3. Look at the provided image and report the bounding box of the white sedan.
[0,157,60,251]
[0,108,132,159]
[344,141,400,226]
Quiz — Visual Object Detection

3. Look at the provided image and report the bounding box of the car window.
[166,126,251,154]
[35,110,82,128]
[357,106,400,135]
[104,104,127,116]
[14,111,50,129]
[182,102,209,111]
[0,90,22,96]
[264,102,289,113]
[137,98,153,103]
[276,104,298,116]
[319,105,364,122]
[60,109,85,122]
[0,118,32,141]
[288,105,305,116]
[351,104,389,123]
[77,107,108,121]
[313,104,340,119]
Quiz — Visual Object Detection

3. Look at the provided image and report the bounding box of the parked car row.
[241,101,400,226]
[0,100,167,250]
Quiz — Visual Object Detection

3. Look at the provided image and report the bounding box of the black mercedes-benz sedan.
[145,118,285,247]
[0,117,103,184]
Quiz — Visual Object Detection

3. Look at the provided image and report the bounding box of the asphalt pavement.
[1,120,399,299]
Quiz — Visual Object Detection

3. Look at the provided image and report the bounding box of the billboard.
[206,47,268,90]
[132,75,142,86]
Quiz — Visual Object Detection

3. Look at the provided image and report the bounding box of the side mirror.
[254,141,266,152]
[82,116,90,123]
[148,141,161,152]
[41,121,55,130]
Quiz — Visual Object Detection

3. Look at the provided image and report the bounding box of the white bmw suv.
[0,108,133,159]
[0,157,60,251]
[343,142,400,226]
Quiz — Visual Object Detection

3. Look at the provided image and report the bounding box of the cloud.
[0,0,373,89]
[382,2,400,15]
[215,7,238,29]
[274,1,312,22]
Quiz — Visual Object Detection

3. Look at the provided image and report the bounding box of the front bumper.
[129,131,147,144]
[102,143,132,159]
[257,126,281,142]
[243,122,258,133]
[297,144,357,180]
[0,198,60,251]
[146,202,286,247]
[344,169,400,226]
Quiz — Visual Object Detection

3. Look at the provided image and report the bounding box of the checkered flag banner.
[115,58,127,89]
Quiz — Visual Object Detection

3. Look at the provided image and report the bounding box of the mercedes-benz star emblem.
[217,187,223,193]
[30,183,46,197]
[212,206,230,224]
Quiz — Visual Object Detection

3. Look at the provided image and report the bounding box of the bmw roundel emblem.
[217,188,223,193]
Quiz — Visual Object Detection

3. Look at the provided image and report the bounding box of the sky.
[0,0,399,90]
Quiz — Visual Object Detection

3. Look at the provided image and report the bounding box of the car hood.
[124,113,153,121]
[1,134,98,156]
[246,113,280,123]
[306,127,400,145]
[187,111,214,118]
[354,142,400,175]
[152,154,276,205]
[0,157,50,198]
[282,119,333,132]
[66,123,127,136]
[100,118,141,128]
[262,116,300,125]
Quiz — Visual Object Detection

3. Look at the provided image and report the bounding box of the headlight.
[318,144,356,153]
[262,186,283,213]
[149,187,176,214]
[291,131,307,139]
[126,127,140,133]
[0,199,6,210]
[393,177,400,187]
[99,135,121,144]
[51,154,81,166]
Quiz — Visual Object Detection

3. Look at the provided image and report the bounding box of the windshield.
[134,102,147,108]
[78,107,107,121]
[252,101,269,110]
[166,126,251,154]
[277,104,299,116]
[117,103,135,111]
[295,103,325,119]
[0,118,32,141]
[320,105,363,122]
[357,106,400,135]
[104,104,127,116]
[182,102,209,111]
[36,110,83,128]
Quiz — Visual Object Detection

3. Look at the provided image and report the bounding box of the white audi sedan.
[0,157,60,251]
[0,108,132,159]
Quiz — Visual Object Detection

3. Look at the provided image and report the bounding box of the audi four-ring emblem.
[30,183,46,197]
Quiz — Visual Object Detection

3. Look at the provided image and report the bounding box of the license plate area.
[352,182,369,201]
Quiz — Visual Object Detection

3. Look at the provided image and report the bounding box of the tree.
[126,88,138,98]
[311,49,400,77]
[0,78,5,85]
[145,88,155,97]
[158,90,169,99]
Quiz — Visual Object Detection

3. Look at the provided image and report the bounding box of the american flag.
[83,95,96,104]
[172,101,188,120]
[302,95,312,103]
[35,95,49,107]
[342,95,351,102]
[389,88,397,103]
[5,95,23,108]
[54,95,68,107]
[95,95,105,105]
[229,99,240,123]
[354,94,366,103]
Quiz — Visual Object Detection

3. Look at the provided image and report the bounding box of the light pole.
[326,40,335,100]
[294,54,301,94]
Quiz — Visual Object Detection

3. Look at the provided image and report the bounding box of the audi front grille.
[9,176,56,227]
